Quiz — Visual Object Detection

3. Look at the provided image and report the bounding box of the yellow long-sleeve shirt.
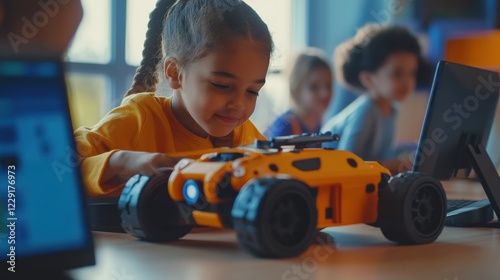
[75,93,265,197]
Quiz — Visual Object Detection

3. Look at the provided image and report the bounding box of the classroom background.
[64,0,500,166]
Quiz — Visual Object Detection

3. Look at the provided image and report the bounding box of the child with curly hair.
[322,24,424,173]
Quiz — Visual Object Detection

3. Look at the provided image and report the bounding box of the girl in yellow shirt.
[75,0,273,197]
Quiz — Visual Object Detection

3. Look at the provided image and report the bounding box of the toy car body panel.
[119,133,447,258]
[168,146,391,228]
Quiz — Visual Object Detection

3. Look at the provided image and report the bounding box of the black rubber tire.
[232,178,317,258]
[378,172,446,245]
[119,171,191,242]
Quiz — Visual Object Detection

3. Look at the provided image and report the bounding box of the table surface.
[70,180,500,280]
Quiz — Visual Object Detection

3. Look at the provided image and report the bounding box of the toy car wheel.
[119,170,191,242]
[378,172,446,245]
[232,178,317,258]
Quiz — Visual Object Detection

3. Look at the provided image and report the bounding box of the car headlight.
[183,179,202,205]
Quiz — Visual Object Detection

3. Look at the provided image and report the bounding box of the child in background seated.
[265,48,333,138]
[321,24,423,173]
[74,0,273,197]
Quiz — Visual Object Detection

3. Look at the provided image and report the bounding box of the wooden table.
[70,180,500,280]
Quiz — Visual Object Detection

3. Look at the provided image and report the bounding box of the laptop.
[445,102,500,226]
[0,57,95,278]
[413,60,500,227]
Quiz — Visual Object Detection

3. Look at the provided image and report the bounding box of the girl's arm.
[101,150,181,186]
[380,158,412,174]
[75,93,175,197]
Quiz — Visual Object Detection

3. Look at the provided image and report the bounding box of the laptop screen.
[0,59,93,272]
[486,96,500,172]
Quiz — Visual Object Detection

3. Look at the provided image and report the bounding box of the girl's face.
[364,52,418,102]
[297,67,333,115]
[169,37,270,138]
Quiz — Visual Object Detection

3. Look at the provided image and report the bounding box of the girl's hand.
[381,157,412,175]
[102,150,181,185]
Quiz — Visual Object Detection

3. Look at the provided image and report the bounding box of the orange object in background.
[445,31,500,70]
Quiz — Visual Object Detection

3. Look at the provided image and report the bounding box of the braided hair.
[125,0,175,97]
[125,0,273,98]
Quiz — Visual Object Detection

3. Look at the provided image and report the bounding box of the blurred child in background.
[0,0,83,54]
[265,48,333,138]
[322,24,425,173]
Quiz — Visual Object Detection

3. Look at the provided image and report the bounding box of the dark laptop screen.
[0,59,93,271]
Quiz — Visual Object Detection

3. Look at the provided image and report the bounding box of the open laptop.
[413,60,500,227]
[0,57,95,278]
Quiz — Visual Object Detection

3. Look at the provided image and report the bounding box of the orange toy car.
[119,133,447,258]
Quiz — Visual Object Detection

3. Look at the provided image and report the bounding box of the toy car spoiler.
[254,132,340,150]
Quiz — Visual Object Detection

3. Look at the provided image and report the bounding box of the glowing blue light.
[183,180,201,205]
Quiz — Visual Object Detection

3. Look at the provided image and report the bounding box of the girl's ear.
[164,57,182,89]
[359,71,373,90]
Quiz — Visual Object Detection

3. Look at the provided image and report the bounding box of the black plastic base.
[445,199,495,227]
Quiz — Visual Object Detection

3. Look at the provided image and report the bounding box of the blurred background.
[64,0,500,165]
